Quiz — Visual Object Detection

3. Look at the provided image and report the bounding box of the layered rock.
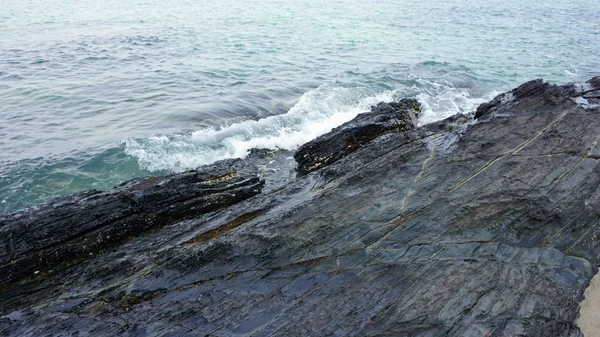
[0,169,264,289]
[1,77,600,336]
[294,98,420,173]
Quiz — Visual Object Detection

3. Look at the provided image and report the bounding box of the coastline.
[1,77,600,336]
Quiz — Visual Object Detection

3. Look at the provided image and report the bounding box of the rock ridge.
[294,98,420,174]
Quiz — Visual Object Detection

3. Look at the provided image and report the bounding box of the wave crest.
[125,76,495,172]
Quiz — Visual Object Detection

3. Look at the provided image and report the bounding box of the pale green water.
[1,0,598,213]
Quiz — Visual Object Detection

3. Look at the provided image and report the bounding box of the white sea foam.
[415,79,499,125]
[124,82,497,172]
[125,84,398,172]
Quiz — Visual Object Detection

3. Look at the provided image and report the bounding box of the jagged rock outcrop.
[1,77,600,337]
[294,98,420,173]
[0,169,264,289]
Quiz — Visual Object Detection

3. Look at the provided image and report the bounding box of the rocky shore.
[1,77,600,336]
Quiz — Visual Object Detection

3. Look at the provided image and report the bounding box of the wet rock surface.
[0,169,264,290]
[2,77,600,336]
[294,98,420,173]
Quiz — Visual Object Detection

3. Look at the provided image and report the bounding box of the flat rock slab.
[1,77,600,336]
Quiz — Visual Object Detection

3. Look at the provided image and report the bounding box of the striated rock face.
[1,77,600,336]
[294,98,420,173]
[0,169,264,290]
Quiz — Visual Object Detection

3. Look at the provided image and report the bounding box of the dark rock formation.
[294,98,420,173]
[0,169,264,289]
[1,77,600,336]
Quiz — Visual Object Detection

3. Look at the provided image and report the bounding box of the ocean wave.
[124,78,494,172]
[124,84,399,172]
[416,84,499,125]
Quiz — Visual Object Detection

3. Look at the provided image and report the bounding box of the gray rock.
[1,77,600,336]
[294,99,420,174]
[0,168,264,289]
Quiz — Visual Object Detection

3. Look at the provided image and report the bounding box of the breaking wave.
[125,78,496,172]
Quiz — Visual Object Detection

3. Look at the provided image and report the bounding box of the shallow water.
[1,0,599,213]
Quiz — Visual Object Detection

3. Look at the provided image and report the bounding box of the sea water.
[1,0,598,213]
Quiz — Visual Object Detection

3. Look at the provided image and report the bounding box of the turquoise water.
[1,0,598,214]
